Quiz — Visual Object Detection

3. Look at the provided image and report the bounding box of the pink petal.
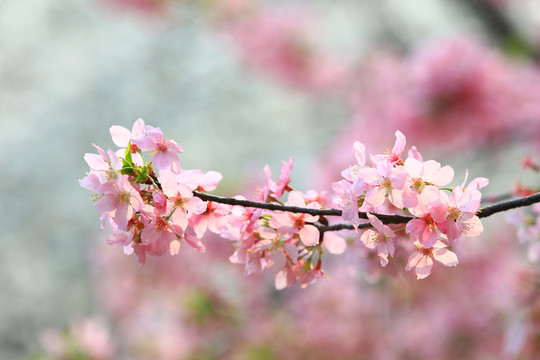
[258,227,277,240]
[415,255,434,279]
[419,186,444,207]
[171,211,189,230]
[132,118,146,138]
[357,167,379,184]
[152,152,171,170]
[418,226,438,249]
[79,173,102,192]
[433,247,459,266]
[445,220,461,243]
[84,153,108,171]
[407,146,423,161]
[192,216,208,239]
[467,177,489,191]
[404,158,423,178]
[365,187,386,208]
[129,191,144,211]
[110,125,131,147]
[299,224,320,246]
[167,140,183,154]
[106,231,130,246]
[158,169,180,198]
[114,203,130,230]
[402,188,419,208]
[169,239,181,255]
[283,243,299,263]
[141,226,159,245]
[422,160,441,181]
[389,188,404,209]
[95,194,117,213]
[184,233,206,253]
[107,150,123,170]
[377,244,390,267]
[275,270,289,290]
[387,239,395,257]
[185,197,206,215]
[366,213,384,233]
[131,136,155,151]
[406,218,426,237]
[392,130,406,157]
[145,126,164,142]
[287,191,306,207]
[405,251,423,271]
[432,165,454,186]
[390,168,408,190]
[199,171,222,191]
[462,216,483,237]
[360,229,377,249]
[353,141,366,167]
[133,244,147,266]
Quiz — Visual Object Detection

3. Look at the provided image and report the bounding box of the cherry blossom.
[405,240,459,279]
[95,175,144,230]
[269,191,320,247]
[131,125,183,172]
[360,213,396,266]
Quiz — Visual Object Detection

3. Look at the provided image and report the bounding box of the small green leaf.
[124,142,133,164]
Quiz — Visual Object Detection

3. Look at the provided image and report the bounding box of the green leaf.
[124,142,133,164]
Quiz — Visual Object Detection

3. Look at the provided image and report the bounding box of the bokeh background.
[3,0,540,359]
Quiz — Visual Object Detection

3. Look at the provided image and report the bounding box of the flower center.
[448,207,462,221]
[381,177,393,192]
[412,178,425,193]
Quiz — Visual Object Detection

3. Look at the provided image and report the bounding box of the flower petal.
[299,224,320,246]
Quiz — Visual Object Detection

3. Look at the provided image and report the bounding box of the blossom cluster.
[506,157,540,262]
[81,120,488,287]
[333,130,489,279]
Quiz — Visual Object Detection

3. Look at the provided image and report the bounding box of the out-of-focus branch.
[455,0,539,60]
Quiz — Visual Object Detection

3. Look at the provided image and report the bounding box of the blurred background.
[3,0,540,359]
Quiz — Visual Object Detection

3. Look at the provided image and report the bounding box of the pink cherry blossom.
[402,157,454,208]
[269,191,320,247]
[110,118,146,165]
[131,125,183,172]
[264,157,294,199]
[443,179,487,242]
[158,169,207,230]
[372,130,406,166]
[189,201,231,239]
[405,240,459,279]
[341,141,366,183]
[406,198,448,249]
[360,213,396,266]
[80,145,123,190]
[332,179,361,229]
[359,161,407,209]
[95,175,144,230]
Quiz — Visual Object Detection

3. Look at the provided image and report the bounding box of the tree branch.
[477,192,540,218]
[194,191,540,232]
[193,191,413,223]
